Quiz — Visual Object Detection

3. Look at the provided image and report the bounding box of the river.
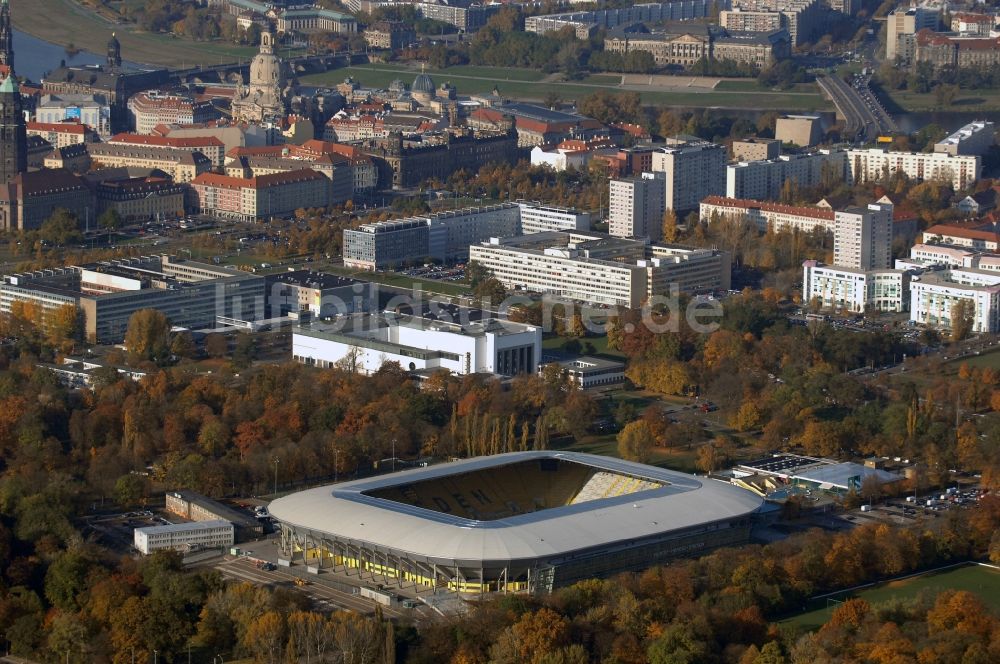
[11,28,142,82]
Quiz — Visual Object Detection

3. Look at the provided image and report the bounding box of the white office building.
[343,204,520,270]
[910,268,1000,333]
[35,94,112,137]
[469,231,730,308]
[518,202,592,234]
[651,139,725,212]
[833,203,893,271]
[292,313,542,377]
[846,148,981,190]
[134,520,235,555]
[802,261,911,313]
[530,145,590,171]
[609,172,665,240]
[934,121,996,156]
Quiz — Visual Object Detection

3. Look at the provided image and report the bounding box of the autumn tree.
[124,309,172,366]
[950,299,974,341]
[662,209,679,243]
[617,420,654,463]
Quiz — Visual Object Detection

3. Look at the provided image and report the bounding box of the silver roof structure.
[269,451,763,566]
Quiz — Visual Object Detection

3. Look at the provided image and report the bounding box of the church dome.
[413,73,435,94]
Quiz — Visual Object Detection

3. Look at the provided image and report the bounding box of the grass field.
[302,64,827,110]
[11,0,266,67]
[781,564,1000,632]
[879,87,1000,112]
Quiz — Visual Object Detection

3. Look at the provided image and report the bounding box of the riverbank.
[10,0,260,68]
[301,63,828,111]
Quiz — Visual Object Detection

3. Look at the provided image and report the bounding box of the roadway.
[215,557,422,620]
[817,73,897,143]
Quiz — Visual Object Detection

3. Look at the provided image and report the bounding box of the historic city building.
[231,26,295,124]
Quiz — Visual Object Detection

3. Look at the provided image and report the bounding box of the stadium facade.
[269,452,763,594]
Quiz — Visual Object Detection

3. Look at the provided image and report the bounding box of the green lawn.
[302,64,827,110]
[781,564,1000,632]
[946,347,1000,371]
[879,87,1000,112]
[12,0,270,67]
[543,334,625,359]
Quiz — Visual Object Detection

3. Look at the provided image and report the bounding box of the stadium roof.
[269,452,763,565]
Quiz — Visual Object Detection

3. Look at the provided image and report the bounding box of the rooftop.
[135,519,234,536]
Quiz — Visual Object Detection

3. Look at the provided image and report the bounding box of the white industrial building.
[846,148,981,190]
[133,520,235,555]
[529,145,590,171]
[910,268,1000,333]
[517,202,591,234]
[540,356,626,388]
[292,313,542,377]
[934,121,996,156]
[469,231,730,308]
[609,172,665,240]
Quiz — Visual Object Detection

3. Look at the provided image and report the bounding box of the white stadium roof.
[269,452,763,566]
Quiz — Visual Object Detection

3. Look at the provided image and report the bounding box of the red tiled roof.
[193,168,326,190]
[700,196,835,219]
[110,133,224,148]
[923,224,999,242]
[26,121,88,134]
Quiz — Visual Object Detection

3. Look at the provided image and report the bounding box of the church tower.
[0,0,14,67]
[107,32,121,70]
[0,73,28,185]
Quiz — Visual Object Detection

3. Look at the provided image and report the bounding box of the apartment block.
[699,196,834,233]
[933,121,996,156]
[518,202,591,234]
[833,204,892,271]
[190,170,332,221]
[726,149,848,200]
[845,148,980,190]
[732,138,780,161]
[609,172,666,241]
[910,268,1000,333]
[651,139,726,212]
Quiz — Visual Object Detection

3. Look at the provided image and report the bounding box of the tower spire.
[0,0,14,68]
[0,71,28,185]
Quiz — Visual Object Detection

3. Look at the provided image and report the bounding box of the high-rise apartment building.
[650,139,725,213]
[833,203,893,271]
[609,172,666,240]
[886,6,939,61]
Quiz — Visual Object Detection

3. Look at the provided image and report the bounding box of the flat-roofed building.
[934,120,996,156]
[35,94,111,137]
[265,270,375,318]
[469,231,730,308]
[518,202,591,234]
[651,139,725,212]
[775,114,822,147]
[910,267,1000,333]
[293,311,542,377]
[802,260,912,313]
[343,203,521,270]
[609,172,665,241]
[726,149,849,200]
[165,489,263,542]
[134,520,235,555]
[539,356,626,389]
[846,148,980,191]
[732,137,780,161]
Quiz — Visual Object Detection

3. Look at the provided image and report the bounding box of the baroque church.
[231,25,297,124]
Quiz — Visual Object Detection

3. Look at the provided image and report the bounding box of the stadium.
[269,451,763,594]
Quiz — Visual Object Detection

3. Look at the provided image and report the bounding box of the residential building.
[722,0,824,46]
[36,93,111,137]
[189,169,331,221]
[910,268,1000,333]
[364,21,416,49]
[650,139,726,212]
[699,195,834,233]
[726,149,848,200]
[108,133,226,169]
[292,312,542,377]
[886,6,939,61]
[732,138,780,161]
[0,256,266,343]
[134,521,235,555]
[128,91,220,134]
[951,12,995,37]
[922,222,1000,251]
[25,120,98,147]
[165,489,263,542]
[43,143,90,172]
[845,148,980,190]
[933,120,996,156]
[343,203,520,270]
[518,202,591,234]
[87,143,212,183]
[25,136,52,168]
[469,231,731,308]
[609,173,666,241]
[415,3,501,32]
[833,203,892,271]
[526,1,723,39]
[775,114,822,147]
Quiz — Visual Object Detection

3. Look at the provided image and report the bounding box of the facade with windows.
[134,520,235,555]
